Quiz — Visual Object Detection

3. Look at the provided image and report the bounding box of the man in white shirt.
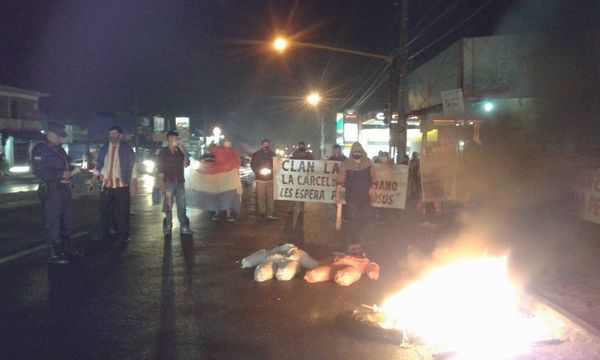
[93,126,137,244]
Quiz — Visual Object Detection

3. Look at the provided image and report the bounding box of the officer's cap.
[47,122,67,137]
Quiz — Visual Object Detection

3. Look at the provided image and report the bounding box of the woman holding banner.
[335,142,377,255]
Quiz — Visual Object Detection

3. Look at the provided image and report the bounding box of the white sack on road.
[276,260,301,281]
[241,249,268,268]
[254,261,278,282]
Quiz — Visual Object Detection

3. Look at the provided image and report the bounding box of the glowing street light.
[212,126,222,137]
[306,92,321,107]
[483,101,495,112]
[273,37,288,53]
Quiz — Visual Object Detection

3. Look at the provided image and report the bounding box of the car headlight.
[9,165,31,174]
[142,160,155,173]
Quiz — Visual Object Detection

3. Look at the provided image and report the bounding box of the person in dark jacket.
[157,130,193,236]
[335,142,376,253]
[250,139,278,220]
[328,144,347,162]
[290,141,314,213]
[291,141,314,160]
[93,126,137,244]
[329,144,348,221]
[32,122,81,264]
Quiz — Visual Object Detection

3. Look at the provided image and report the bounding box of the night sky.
[1,0,596,145]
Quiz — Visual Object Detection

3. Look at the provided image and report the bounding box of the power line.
[348,0,497,111]
[347,0,466,111]
[406,0,466,49]
[409,0,495,60]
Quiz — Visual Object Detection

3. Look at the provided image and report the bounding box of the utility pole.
[391,0,409,161]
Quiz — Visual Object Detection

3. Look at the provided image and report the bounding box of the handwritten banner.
[372,164,409,209]
[420,156,456,203]
[274,159,409,209]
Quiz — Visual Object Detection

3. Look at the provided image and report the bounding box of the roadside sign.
[441,88,465,114]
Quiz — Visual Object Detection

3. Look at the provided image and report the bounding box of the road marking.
[0,230,89,266]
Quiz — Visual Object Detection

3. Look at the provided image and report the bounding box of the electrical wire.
[409,0,495,60]
[346,0,466,111]
[346,0,497,111]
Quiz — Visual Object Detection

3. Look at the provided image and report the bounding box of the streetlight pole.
[306,92,326,158]
[319,108,325,159]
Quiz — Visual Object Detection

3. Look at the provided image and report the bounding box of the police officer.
[32,122,80,264]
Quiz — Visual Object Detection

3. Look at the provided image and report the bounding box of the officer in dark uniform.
[32,122,81,264]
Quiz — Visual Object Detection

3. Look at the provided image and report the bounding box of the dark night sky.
[2,0,596,145]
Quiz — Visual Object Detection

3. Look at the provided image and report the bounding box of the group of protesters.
[32,120,409,264]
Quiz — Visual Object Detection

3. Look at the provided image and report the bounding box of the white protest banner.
[574,169,600,225]
[372,164,409,209]
[274,159,340,204]
[274,159,409,209]
[420,156,456,203]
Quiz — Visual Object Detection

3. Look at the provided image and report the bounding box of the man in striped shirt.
[93,126,137,244]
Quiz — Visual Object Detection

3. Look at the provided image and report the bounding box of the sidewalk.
[528,218,600,337]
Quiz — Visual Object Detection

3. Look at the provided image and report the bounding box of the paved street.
[0,175,39,194]
[1,185,600,359]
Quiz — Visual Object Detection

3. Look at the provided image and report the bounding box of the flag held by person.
[185,146,241,213]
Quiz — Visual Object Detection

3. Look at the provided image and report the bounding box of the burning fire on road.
[349,256,565,360]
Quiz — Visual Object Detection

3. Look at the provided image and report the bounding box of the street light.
[272,36,392,63]
[306,92,321,107]
[273,37,288,53]
[212,126,222,137]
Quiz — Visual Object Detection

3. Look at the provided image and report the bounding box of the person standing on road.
[93,126,137,244]
[0,153,7,179]
[208,137,241,222]
[329,144,348,221]
[335,142,376,254]
[408,152,420,200]
[290,141,314,214]
[328,144,347,162]
[157,131,193,235]
[251,139,278,220]
[32,122,82,264]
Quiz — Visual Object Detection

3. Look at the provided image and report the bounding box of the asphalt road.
[0,185,598,359]
[0,174,39,194]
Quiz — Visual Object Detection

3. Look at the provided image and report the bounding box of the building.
[0,85,49,172]
[397,34,541,158]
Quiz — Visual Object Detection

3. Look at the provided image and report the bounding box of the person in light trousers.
[250,139,278,220]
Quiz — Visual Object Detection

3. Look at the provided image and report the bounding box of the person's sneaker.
[211,214,220,221]
[181,226,193,235]
[226,215,235,222]
[48,247,69,265]
[267,214,279,220]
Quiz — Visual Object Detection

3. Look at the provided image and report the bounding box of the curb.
[525,289,600,342]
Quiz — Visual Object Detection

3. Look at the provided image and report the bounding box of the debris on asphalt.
[305,254,380,286]
[241,243,319,282]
